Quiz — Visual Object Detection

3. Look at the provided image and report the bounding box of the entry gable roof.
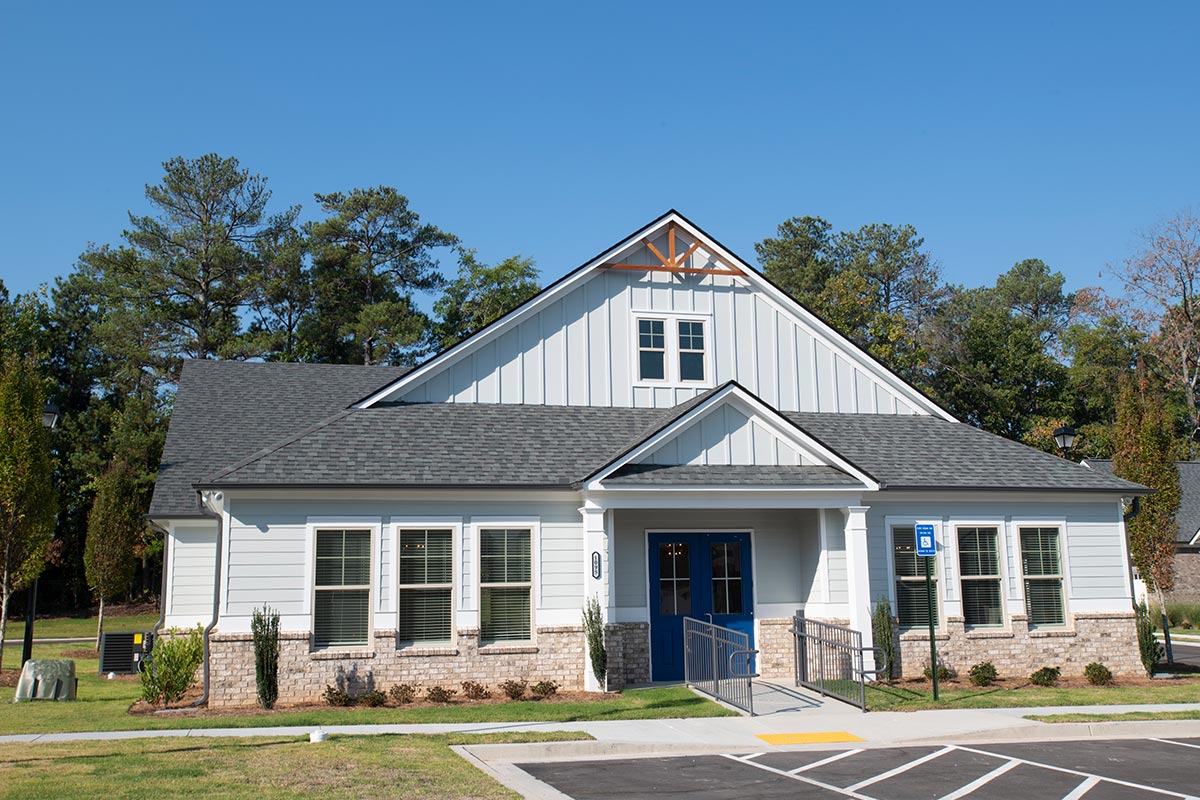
[584,382,880,491]
[353,210,954,420]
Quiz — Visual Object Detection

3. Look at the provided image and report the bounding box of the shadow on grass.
[0,737,300,765]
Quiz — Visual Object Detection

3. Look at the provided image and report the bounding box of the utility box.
[13,660,77,702]
[99,631,146,675]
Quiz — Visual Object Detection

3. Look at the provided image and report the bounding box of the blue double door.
[648,532,754,681]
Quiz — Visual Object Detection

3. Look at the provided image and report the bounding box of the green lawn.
[866,679,1200,711]
[1025,709,1200,723]
[0,613,159,648]
[0,642,733,735]
[0,732,589,800]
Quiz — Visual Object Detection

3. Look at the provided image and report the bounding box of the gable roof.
[169,362,1146,497]
[1086,459,1198,543]
[352,210,955,420]
[150,360,409,517]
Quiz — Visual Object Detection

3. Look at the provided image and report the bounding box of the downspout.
[193,490,225,707]
[146,519,170,636]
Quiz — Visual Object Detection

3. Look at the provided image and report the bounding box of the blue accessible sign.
[915,524,936,557]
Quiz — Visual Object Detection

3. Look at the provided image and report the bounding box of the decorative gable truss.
[582,383,880,492]
[357,211,953,419]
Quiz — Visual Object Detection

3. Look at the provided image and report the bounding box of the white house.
[150,211,1148,706]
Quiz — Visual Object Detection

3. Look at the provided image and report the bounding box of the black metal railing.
[683,617,759,715]
[790,611,873,711]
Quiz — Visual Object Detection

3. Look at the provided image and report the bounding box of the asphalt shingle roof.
[153,363,1147,515]
[605,464,855,486]
[1087,459,1198,543]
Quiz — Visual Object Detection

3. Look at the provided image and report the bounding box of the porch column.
[844,505,874,653]
[580,500,610,692]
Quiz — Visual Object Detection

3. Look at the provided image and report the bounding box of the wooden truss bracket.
[602,222,743,276]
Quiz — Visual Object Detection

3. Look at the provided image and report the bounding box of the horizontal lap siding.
[169,524,218,623]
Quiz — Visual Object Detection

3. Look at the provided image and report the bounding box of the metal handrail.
[728,648,760,678]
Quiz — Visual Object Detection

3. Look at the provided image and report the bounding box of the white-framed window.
[958,526,1004,628]
[1019,526,1066,627]
[479,528,532,642]
[313,528,372,649]
[892,525,938,628]
[638,319,667,381]
[397,528,454,644]
[677,320,706,382]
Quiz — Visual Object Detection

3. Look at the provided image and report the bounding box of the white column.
[844,505,874,653]
[580,500,609,692]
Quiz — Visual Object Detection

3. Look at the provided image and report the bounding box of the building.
[150,211,1149,706]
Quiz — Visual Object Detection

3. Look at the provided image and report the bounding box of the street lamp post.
[22,403,58,667]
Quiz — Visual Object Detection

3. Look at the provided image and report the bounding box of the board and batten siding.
[218,495,584,634]
[397,235,924,415]
[164,522,218,629]
[637,402,821,467]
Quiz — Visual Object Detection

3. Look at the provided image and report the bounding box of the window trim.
[306,517,380,652]
[472,517,540,645]
[676,319,707,383]
[955,524,1006,629]
[636,318,668,383]
[887,519,944,630]
[391,519,462,648]
[1014,520,1070,628]
[631,312,714,389]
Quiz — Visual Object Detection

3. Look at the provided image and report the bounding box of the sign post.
[915,523,938,701]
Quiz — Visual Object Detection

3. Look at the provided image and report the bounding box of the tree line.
[1,151,1196,636]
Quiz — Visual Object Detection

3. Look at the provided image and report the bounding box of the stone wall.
[895,613,1143,679]
[1167,549,1200,601]
[208,626,585,707]
[756,618,795,680]
[603,622,649,690]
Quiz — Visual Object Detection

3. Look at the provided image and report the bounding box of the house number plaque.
[591,551,601,579]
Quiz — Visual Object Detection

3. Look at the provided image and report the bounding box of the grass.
[0,613,159,646]
[0,641,733,735]
[0,731,589,800]
[1025,710,1200,723]
[865,679,1200,711]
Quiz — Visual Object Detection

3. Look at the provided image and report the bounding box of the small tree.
[871,596,896,681]
[0,355,55,669]
[84,459,141,647]
[582,596,607,689]
[251,605,281,709]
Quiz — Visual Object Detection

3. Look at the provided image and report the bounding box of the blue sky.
[2,2,1197,303]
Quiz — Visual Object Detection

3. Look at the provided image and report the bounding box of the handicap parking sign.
[915,523,936,557]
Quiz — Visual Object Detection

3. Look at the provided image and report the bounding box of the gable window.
[958,527,1003,628]
[314,528,372,649]
[893,525,937,628]
[638,319,666,380]
[480,528,532,642]
[397,528,453,644]
[1020,527,1066,627]
[678,320,705,381]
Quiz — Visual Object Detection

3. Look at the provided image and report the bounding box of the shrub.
[322,685,354,707]
[388,683,416,704]
[922,661,952,682]
[461,681,491,700]
[499,679,528,700]
[968,661,998,687]
[140,625,205,707]
[360,689,387,707]
[582,596,607,688]
[251,606,281,710]
[1135,600,1164,676]
[531,680,559,698]
[872,596,895,681]
[1084,662,1113,686]
[426,686,457,703]
[1030,666,1061,687]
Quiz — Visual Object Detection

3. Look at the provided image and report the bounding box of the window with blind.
[1020,527,1066,627]
[397,528,453,644]
[480,528,532,642]
[314,528,371,649]
[958,527,1003,628]
[893,525,937,628]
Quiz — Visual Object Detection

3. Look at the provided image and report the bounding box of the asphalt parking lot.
[519,737,1200,799]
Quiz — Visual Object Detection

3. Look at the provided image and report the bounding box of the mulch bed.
[129,689,617,717]
[877,673,1200,691]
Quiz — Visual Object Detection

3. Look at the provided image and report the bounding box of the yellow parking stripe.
[756,731,866,745]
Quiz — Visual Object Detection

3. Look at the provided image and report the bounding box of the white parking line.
[788,748,864,775]
[955,745,1200,800]
[721,753,876,799]
[1152,738,1200,751]
[935,759,1020,800]
[1061,776,1101,800]
[845,746,956,792]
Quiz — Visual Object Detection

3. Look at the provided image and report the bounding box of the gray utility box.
[99,631,147,674]
[13,660,77,702]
